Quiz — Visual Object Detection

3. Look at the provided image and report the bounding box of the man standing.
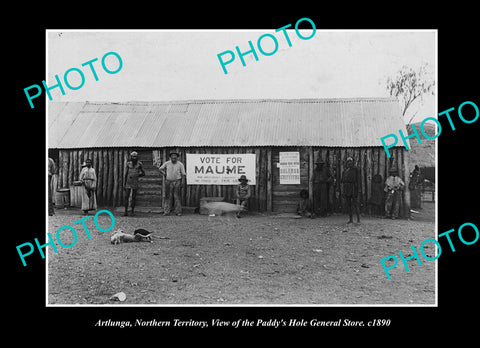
[80,158,97,215]
[385,168,405,219]
[158,152,186,216]
[124,151,145,216]
[409,165,422,209]
[313,160,333,217]
[341,157,360,224]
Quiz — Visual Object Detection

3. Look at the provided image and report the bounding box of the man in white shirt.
[384,168,405,219]
[158,152,186,216]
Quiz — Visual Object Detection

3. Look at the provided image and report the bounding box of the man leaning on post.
[158,151,186,216]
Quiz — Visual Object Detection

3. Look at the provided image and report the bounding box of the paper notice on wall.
[279,152,300,184]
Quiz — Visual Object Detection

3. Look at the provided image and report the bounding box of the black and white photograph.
[45,29,437,306]
[10,9,479,338]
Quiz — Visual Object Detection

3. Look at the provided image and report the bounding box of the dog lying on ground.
[203,201,245,216]
[110,228,153,245]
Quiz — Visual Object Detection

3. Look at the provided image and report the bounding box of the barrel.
[55,188,70,208]
[70,181,83,208]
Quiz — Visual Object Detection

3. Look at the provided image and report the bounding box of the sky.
[47,30,436,123]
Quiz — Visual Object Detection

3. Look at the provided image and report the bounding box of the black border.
[11,7,479,339]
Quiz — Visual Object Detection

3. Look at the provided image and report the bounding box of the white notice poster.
[186,153,256,185]
[279,152,300,184]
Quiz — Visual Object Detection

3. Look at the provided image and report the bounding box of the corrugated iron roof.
[48,98,408,149]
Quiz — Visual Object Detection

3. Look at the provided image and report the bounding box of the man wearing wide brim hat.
[384,167,405,219]
[235,175,251,218]
[158,151,186,216]
[238,175,249,182]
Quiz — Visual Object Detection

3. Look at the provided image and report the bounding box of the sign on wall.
[279,151,300,184]
[186,154,256,185]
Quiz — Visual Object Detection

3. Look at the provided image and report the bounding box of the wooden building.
[48,98,411,216]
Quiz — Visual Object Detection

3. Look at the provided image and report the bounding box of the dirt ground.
[47,202,436,305]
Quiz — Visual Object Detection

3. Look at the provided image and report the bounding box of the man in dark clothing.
[313,160,333,217]
[124,151,145,216]
[341,157,360,224]
[409,165,422,209]
[296,189,312,218]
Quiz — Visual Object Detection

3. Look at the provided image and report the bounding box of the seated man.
[297,189,312,218]
[235,175,251,218]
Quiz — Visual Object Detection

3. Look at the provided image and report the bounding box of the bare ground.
[47,202,436,305]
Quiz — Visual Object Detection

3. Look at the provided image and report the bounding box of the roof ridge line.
[75,97,399,106]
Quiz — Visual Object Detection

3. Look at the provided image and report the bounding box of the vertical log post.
[339,148,346,213]
[112,149,119,207]
[379,150,386,187]
[98,149,103,206]
[356,149,363,213]
[403,149,411,219]
[72,150,78,187]
[308,146,314,213]
[107,150,114,206]
[185,149,191,207]
[101,149,108,205]
[121,150,129,207]
[60,150,68,189]
[366,148,373,215]
[332,148,339,213]
[92,149,98,205]
[266,147,272,213]
[68,151,74,188]
[254,148,261,212]
[162,148,166,209]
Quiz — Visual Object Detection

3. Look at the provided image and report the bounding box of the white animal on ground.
[203,201,245,216]
[110,229,153,245]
